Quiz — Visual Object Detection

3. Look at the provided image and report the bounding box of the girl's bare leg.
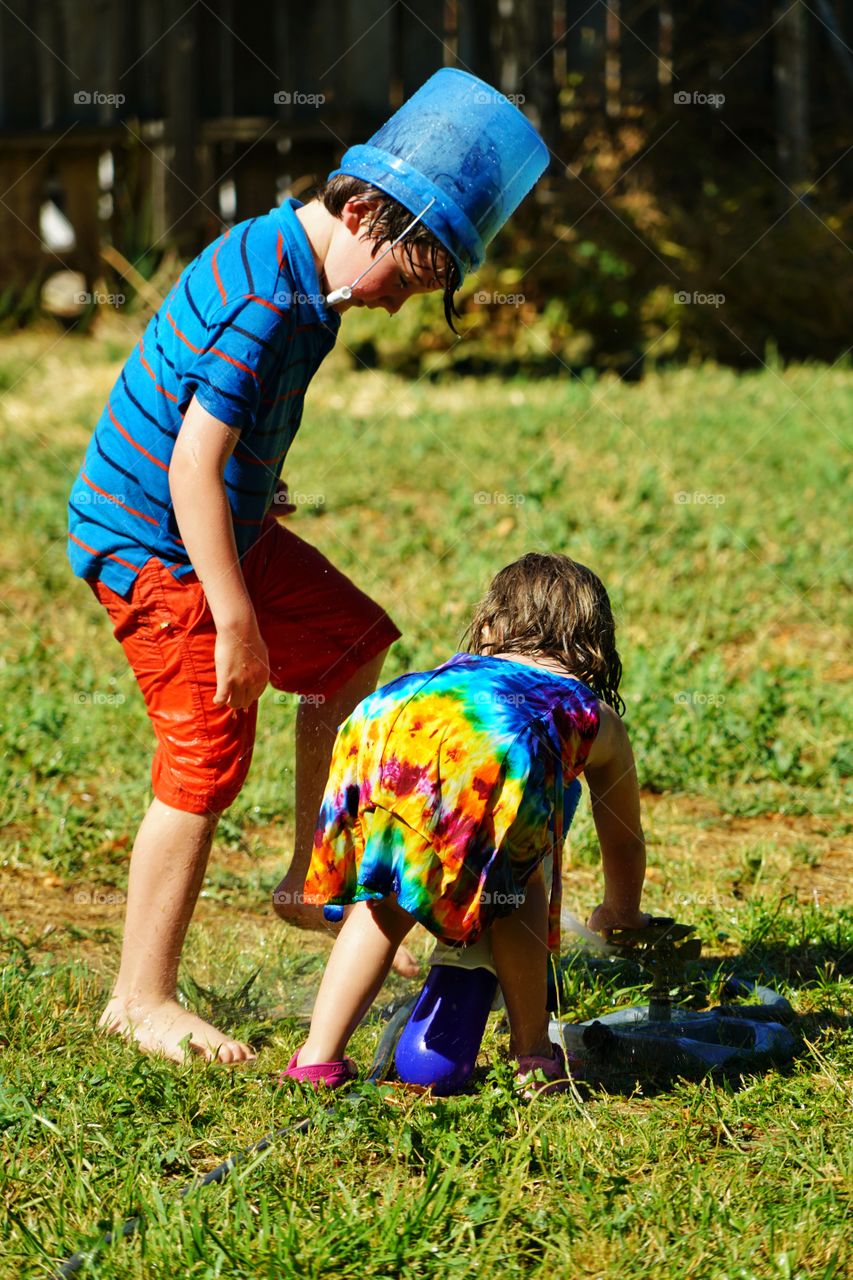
[297,897,415,1065]
[490,866,553,1059]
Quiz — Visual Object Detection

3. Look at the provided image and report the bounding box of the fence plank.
[340,0,393,122]
[565,0,606,110]
[621,0,661,108]
[399,0,445,100]
[0,1,42,129]
[162,0,202,251]
[458,0,498,83]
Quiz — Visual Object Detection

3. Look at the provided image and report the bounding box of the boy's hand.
[587,903,653,938]
[213,621,270,709]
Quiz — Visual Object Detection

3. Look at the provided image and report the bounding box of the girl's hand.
[587,903,653,937]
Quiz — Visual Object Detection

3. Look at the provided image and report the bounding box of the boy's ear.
[341,197,380,237]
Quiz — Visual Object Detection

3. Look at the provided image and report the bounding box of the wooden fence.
[0,0,849,306]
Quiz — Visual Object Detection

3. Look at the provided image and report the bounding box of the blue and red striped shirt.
[67,198,340,597]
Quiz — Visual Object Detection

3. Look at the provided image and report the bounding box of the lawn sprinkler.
[548,919,798,1079]
[394,918,798,1094]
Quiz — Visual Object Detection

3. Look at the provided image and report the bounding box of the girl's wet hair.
[464,552,625,715]
[314,174,462,332]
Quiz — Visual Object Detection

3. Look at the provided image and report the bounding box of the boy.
[68,69,548,1063]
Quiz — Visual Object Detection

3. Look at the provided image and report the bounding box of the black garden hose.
[50,997,417,1279]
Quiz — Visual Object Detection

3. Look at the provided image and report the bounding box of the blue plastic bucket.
[329,68,549,278]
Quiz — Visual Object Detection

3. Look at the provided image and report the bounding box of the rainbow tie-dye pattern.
[304,653,600,950]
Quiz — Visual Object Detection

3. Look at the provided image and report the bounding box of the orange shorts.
[90,517,401,815]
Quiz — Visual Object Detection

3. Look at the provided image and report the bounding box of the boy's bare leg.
[297,897,415,1065]
[272,648,420,978]
[490,866,552,1059]
[99,798,256,1065]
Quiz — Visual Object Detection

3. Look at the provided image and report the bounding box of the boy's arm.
[169,395,269,710]
[582,703,650,934]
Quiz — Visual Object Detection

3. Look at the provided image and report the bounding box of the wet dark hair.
[315,174,462,332]
[464,552,625,715]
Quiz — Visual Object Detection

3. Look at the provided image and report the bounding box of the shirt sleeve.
[183,293,289,431]
[551,689,601,781]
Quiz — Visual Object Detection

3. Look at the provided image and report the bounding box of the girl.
[282,552,649,1092]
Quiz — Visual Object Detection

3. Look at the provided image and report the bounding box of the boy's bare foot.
[272,888,421,979]
[99,997,257,1066]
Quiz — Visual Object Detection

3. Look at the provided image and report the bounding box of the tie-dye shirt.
[305,652,601,949]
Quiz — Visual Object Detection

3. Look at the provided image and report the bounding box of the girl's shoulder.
[443,653,601,735]
[444,651,598,699]
[369,653,600,723]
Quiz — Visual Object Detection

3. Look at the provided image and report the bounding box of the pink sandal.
[515,1045,579,1097]
[279,1050,358,1091]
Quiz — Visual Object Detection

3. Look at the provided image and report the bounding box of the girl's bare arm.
[583,703,650,933]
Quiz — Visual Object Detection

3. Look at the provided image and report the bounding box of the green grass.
[0,321,851,1277]
[2,905,851,1279]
